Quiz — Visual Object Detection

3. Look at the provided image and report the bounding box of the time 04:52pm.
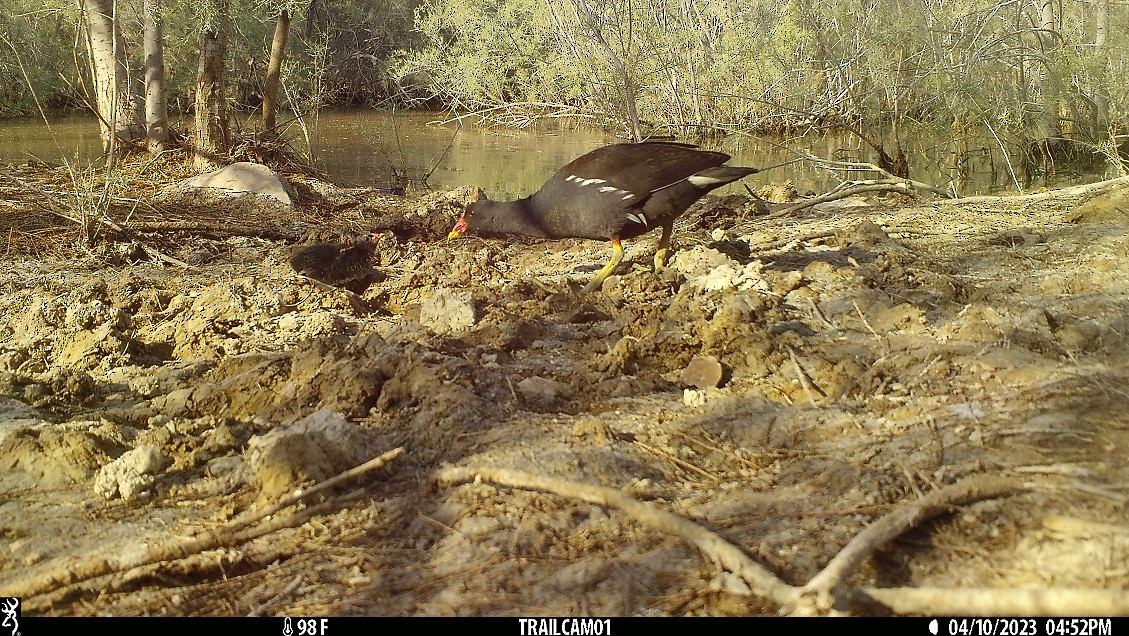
[947,619,1113,636]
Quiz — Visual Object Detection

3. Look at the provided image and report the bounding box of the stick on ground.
[434,465,800,606]
[11,447,404,602]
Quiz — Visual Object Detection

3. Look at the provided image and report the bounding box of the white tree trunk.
[1036,0,1061,139]
[144,0,169,154]
[1095,0,1110,135]
[77,0,135,164]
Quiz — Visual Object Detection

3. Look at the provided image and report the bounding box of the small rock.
[683,389,707,407]
[681,355,724,389]
[244,409,372,501]
[419,288,476,334]
[517,376,571,408]
[94,444,167,500]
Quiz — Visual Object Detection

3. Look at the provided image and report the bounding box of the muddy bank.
[0,168,1127,615]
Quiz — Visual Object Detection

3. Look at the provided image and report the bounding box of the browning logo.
[0,598,18,636]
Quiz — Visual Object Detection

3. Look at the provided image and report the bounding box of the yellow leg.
[582,239,624,293]
[653,220,675,270]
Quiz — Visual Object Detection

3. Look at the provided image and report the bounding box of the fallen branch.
[771,181,916,217]
[434,465,800,606]
[124,220,301,241]
[804,152,954,199]
[939,174,1129,208]
[856,587,1129,616]
[796,474,1027,613]
[26,490,366,612]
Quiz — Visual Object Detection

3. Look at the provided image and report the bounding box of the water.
[0,110,1113,199]
[0,114,104,168]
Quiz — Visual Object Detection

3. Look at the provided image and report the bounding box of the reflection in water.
[0,114,103,167]
[0,110,1113,198]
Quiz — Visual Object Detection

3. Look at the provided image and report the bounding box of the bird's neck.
[469,197,551,238]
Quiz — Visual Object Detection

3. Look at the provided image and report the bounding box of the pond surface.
[0,110,1114,200]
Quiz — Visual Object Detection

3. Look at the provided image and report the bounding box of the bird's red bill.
[449,216,468,238]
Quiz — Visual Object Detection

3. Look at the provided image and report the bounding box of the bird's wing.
[554,142,731,196]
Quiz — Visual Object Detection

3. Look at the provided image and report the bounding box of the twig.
[939,174,1129,208]
[852,300,883,341]
[790,347,826,408]
[982,117,1022,192]
[796,474,1027,613]
[422,123,460,185]
[12,447,404,600]
[771,181,915,217]
[806,296,834,329]
[631,438,720,482]
[802,152,953,199]
[787,346,825,405]
[25,491,364,612]
[247,574,304,617]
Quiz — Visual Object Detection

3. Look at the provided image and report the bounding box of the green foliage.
[396,0,1129,142]
[0,0,419,117]
[0,0,82,116]
[0,0,1125,149]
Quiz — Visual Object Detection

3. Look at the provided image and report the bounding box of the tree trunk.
[262,10,291,133]
[77,0,135,165]
[1035,0,1061,141]
[143,0,169,154]
[194,0,230,169]
[1094,0,1110,136]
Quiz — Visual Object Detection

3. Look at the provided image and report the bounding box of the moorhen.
[447,141,760,291]
[289,233,381,294]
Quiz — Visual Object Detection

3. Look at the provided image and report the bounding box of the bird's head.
[447,214,469,240]
[448,198,489,239]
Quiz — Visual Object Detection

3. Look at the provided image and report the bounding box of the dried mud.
[1,174,1127,616]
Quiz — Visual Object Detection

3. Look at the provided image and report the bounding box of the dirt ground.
[1,162,1127,616]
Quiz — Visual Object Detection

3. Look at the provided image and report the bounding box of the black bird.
[289,233,380,295]
[447,142,760,291]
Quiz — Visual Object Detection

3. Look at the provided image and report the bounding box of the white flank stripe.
[622,193,635,200]
[565,175,578,182]
[598,186,617,193]
[688,174,726,186]
[579,178,606,186]
[626,213,642,225]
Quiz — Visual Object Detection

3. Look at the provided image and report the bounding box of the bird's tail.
[684,166,760,192]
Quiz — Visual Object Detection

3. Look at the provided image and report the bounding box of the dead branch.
[123,220,300,240]
[804,153,954,199]
[434,465,800,606]
[939,174,1129,208]
[787,346,826,405]
[796,474,1027,613]
[771,181,916,217]
[856,587,1129,616]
